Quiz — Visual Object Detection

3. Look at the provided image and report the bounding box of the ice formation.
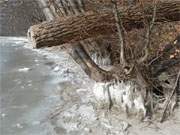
[93,80,146,116]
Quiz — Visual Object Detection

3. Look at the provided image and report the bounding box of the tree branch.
[112,0,127,67]
[160,70,180,122]
[137,0,157,64]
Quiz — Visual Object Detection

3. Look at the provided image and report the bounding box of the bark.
[28,1,180,48]
[67,44,113,82]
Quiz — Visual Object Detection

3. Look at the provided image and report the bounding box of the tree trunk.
[36,0,113,82]
[29,0,180,118]
[28,1,180,48]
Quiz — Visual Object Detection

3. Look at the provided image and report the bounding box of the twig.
[160,70,180,122]
[111,0,127,67]
[138,0,157,64]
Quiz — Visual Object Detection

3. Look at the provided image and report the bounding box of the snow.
[1,113,7,118]
[52,65,60,72]
[18,67,31,72]
[15,123,23,129]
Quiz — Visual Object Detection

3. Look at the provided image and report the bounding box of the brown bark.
[28,1,180,48]
[67,44,113,82]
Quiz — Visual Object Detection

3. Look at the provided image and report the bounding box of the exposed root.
[160,70,180,122]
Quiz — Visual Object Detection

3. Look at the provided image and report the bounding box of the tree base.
[93,80,146,117]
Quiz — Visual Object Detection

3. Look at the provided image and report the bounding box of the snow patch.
[1,113,7,118]
[15,123,24,129]
[18,67,31,72]
[53,65,60,72]
[78,105,96,121]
